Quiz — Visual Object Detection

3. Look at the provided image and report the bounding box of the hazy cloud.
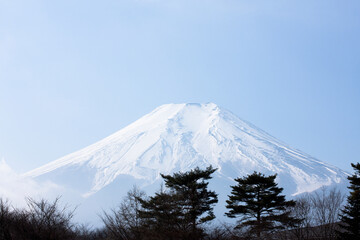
[0,159,61,207]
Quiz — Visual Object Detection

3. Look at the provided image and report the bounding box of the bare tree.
[204,222,246,240]
[310,187,344,239]
[73,224,107,240]
[0,198,13,240]
[288,187,345,240]
[101,185,146,240]
[289,193,313,240]
[13,196,76,240]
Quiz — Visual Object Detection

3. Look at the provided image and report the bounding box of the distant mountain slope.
[25,103,348,199]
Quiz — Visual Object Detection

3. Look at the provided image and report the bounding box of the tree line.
[0,163,359,240]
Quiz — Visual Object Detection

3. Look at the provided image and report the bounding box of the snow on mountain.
[24,103,348,200]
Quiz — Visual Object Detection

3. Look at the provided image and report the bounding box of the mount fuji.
[24,103,349,224]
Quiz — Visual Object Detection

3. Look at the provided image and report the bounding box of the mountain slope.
[24,103,348,199]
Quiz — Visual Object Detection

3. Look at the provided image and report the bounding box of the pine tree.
[138,191,185,240]
[337,162,360,239]
[160,165,218,238]
[225,171,297,238]
[138,166,218,240]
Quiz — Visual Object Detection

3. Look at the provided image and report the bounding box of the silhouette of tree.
[13,197,76,240]
[102,186,146,240]
[139,166,218,240]
[226,172,298,238]
[0,198,12,240]
[337,162,360,239]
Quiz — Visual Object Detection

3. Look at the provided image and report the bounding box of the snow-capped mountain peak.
[25,103,348,198]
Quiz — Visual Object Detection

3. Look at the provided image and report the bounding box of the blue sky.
[0,0,359,173]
